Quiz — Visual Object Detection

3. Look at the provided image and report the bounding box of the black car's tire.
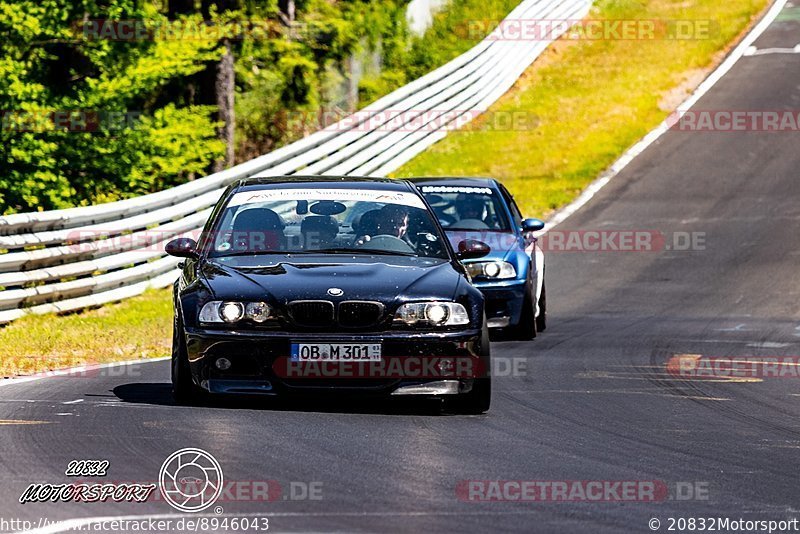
[449,378,491,414]
[172,311,201,405]
[509,280,537,341]
[448,323,491,414]
[536,279,547,332]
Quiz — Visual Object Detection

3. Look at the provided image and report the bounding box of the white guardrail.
[0,0,591,324]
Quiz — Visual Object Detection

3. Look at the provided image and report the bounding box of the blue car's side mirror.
[522,218,545,233]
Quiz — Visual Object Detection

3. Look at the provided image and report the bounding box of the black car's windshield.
[418,185,511,231]
[204,187,450,260]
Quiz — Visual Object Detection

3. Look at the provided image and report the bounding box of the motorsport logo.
[159,448,224,513]
[17,449,225,513]
[19,459,156,504]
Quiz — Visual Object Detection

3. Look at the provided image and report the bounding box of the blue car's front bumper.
[472,279,527,328]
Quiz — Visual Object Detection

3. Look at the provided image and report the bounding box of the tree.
[0,0,225,213]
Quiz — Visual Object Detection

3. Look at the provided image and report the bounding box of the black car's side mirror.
[165,237,198,259]
[521,218,545,233]
[457,239,491,260]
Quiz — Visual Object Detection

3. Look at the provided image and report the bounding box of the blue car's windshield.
[418,185,511,231]
[204,187,450,260]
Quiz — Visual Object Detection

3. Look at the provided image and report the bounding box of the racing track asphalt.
[1,5,799,533]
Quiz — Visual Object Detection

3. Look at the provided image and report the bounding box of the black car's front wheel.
[448,378,491,414]
[172,310,202,405]
[447,323,491,414]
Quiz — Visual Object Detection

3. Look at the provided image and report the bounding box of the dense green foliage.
[0,1,226,212]
[0,0,518,214]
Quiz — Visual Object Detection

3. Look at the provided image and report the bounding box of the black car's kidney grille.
[338,301,384,328]
[287,300,384,329]
[288,300,335,327]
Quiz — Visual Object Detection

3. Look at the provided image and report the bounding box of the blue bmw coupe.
[411,177,546,340]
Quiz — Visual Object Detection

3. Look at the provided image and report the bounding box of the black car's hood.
[200,255,461,304]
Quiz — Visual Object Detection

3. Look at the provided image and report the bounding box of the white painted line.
[61,399,84,405]
[539,0,790,233]
[688,338,798,345]
[0,357,170,390]
[718,324,752,332]
[743,44,800,55]
[746,341,792,348]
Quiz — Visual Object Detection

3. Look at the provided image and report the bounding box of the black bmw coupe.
[165,176,493,413]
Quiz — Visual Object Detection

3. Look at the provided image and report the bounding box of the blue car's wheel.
[536,279,547,332]
[509,275,537,341]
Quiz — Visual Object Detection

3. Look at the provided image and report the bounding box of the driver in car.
[354,204,412,248]
[377,204,410,240]
[455,194,487,224]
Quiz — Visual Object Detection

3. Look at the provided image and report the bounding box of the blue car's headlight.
[465,261,517,280]
[394,302,470,326]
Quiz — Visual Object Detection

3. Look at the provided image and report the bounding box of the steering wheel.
[355,235,416,254]
[455,218,490,230]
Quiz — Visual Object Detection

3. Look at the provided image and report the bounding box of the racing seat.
[230,208,285,252]
[433,207,457,227]
[301,215,339,250]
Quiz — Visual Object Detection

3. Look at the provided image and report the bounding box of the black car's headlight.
[199,301,272,324]
[394,302,469,326]
[465,261,517,280]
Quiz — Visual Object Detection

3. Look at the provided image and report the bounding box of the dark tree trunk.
[167,0,199,109]
[201,0,238,171]
[167,0,195,18]
[279,0,296,23]
[214,38,235,171]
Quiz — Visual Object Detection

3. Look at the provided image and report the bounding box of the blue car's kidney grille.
[288,300,335,328]
[338,301,384,328]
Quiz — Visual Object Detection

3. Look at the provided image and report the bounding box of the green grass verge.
[394,0,771,216]
[0,289,172,377]
[0,0,771,375]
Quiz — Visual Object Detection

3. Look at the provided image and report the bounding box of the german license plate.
[290,343,382,362]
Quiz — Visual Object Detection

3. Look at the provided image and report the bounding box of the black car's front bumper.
[183,327,487,397]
